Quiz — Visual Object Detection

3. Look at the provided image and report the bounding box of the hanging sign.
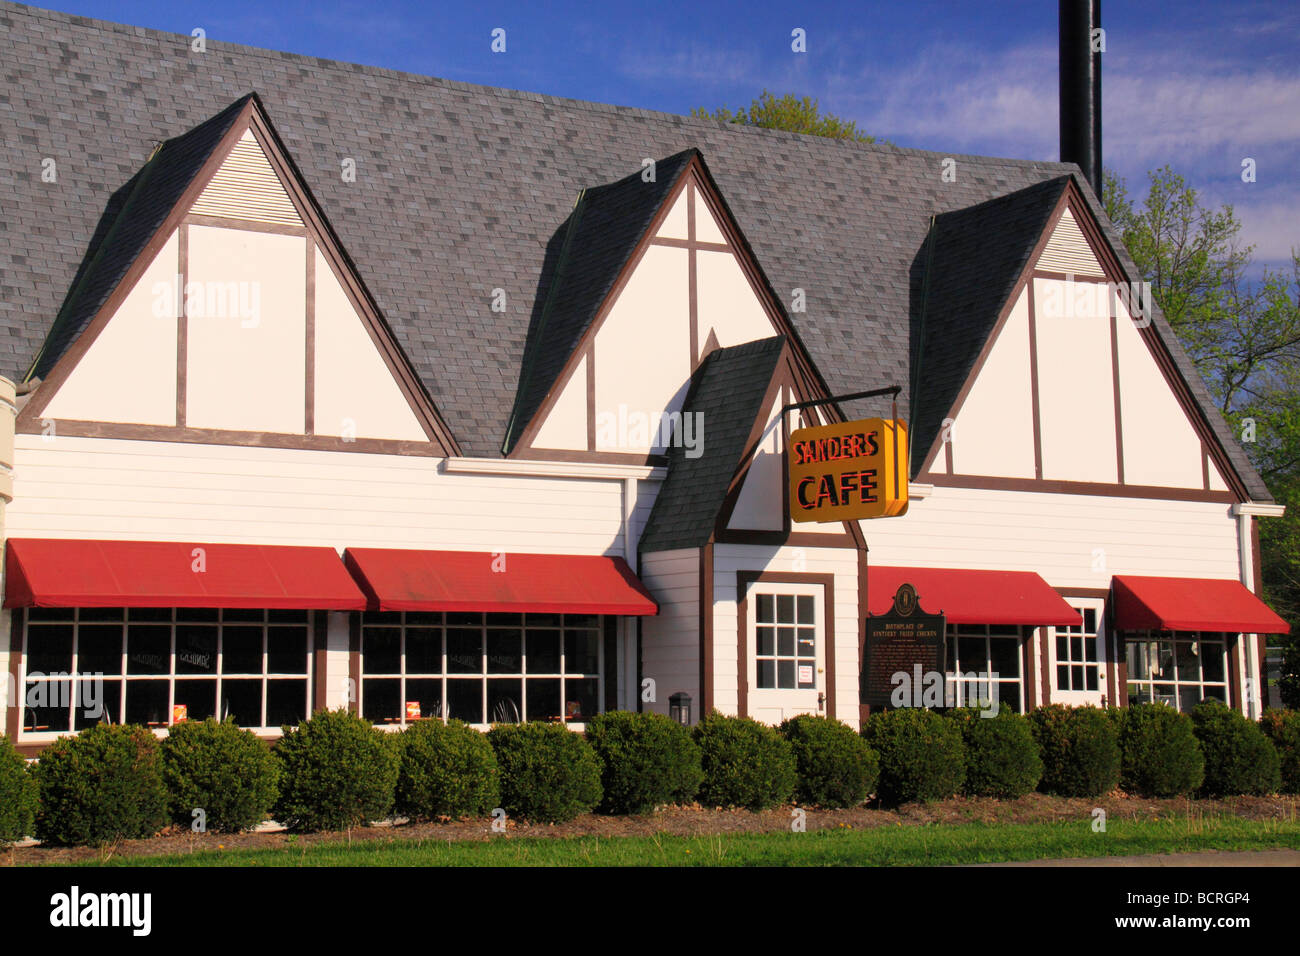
[788,417,908,522]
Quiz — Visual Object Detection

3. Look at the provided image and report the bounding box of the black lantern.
[669,692,692,726]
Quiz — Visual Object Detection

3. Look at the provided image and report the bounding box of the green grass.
[61,815,1300,867]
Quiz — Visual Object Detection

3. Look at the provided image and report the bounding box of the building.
[0,3,1288,754]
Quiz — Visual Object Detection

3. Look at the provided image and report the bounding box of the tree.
[1104,168,1300,705]
[692,91,885,143]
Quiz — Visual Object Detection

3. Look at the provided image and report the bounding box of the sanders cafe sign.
[783,397,966,712]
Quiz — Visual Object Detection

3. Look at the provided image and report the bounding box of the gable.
[521,164,782,460]
[20,98,448,453]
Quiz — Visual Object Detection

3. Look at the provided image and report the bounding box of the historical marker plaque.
[861,582,946,708]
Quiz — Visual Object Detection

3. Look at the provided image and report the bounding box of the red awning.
[345,548,658,615]
[1113,575,1290,634]
[4,538,367,610]
[868,565,1082,626]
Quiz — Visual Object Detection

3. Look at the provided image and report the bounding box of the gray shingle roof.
[639,336,786,553]
[0,2,1270,500]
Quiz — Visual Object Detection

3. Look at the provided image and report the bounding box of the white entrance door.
[747,581,826,725]
[1051,599,1107,706]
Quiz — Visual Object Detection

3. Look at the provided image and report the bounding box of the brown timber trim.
[857,547,869,726]
[176,223,189,427]
[1110,312,1125,484]
[15,418,440,456]
[736,570,837,722]
[304,237,316,436]
[715,530,857,548]
[944,434,954,474]
[5,609,22,746]
[650,236,730,253]
[585,345,596,451]
[687,180,698,365]
[348,612,362,716]
[1054,587,1110,598]
[506,447,667,467]
[182,213,307,237]
[1202,443,1211,492]
[1228,632,1243,710]
[1032,268,1106,282]
[1251,518,1263,596]
[18,99,258,428]
[1039,627,1052,707]
[699,544,714,718]
[1027,277,1044,479]
[1022,629,1037,710]
[312,610,328,713]
[926,472,1236,503]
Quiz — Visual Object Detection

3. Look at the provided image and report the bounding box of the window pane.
[446,679,483,723]
[756,594,774,623]
[1057,665,1070,689]
[525,678,561,722]
[777,660,796,689]
[797,661,816,689]
[565,631,600,674]
[1084,608,1097,632]
[127,625,171,675]
[564,677,599,722]
[999,684,1022,714]
[364,611,401,626]
[362,678,401,724]
[989,638,1019,678]
[79,607,126,622]
[1178,685,1201,713]
[76,679,119,730]
[1056,634,1068,661]
[1071,636,1083,662]
[757,660,776,689]
[24,680,71,732]
[756,627,774,656]
[776,595,795,624]
[406,611,443,627]
[1085,668,1098,691]
[27,607,73,622]
[524,612,559,628]
[176,608,219,622]
[267,627,308,674]
[406,628,442,675]
[221,679,263,727]
[267,679,308,727]
[173,679,217,722]
[1175,641,1202,682]
[126,679,170,727]
[175,625,218,675]
[958,636,987,673]
[564,614,599,629]
[1153,683,1177,706]
[223,608,265,623]
[1085,636,1098,662]
[796,628,816,659]
[446,629,482,674]
[796,595,815,624]
[405,678,442,721]
[1203,685,1227,703]
[488,679,523,723]
[222,627,264,675]
[1201,642,1226,683]
[526,631,560,674]
[77,625,123,677]
[268,609,307,624]
[777,627,795,657]
[27,624,74,674]
[362,627,401,674]
[1127,682,1153,705]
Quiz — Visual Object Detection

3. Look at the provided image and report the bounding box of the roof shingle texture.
[0,3,1268,500]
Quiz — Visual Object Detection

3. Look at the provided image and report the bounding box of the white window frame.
[1124,630,1230,712]
[1050,599,1107,706]
[945,623,1025,713]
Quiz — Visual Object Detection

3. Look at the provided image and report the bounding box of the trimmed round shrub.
[949,707,1043,799]
[0,736,37,843]
[1190,699,1281,796]
[161,718,280,833]
[862,708,965,804]
[778,714,879,807]
[273,709,398,831]
[34,723,168,846]
[488,722,602,823]
[1028,704,1120,797]
[395,719,500,820]
[1113,702,1205,797]
[585,711,703,814]
[1260,709,1300,794]
[694,711,797,810]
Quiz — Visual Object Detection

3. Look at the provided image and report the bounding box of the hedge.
[694,711,797,810]
[34,723,169,846]
[1113,702,1205,797]
[394,719,500,820]
[489,722,603,823]
[778,714,879,807]
[1028,704,1120,797]
[863,708,965,803]
[1259,709,1300,794]
[0,736,37,844]
[161,718,280,832]
[949,707,1043,799]
[1190,699,1280,796]
[273,709,398,831]
[585,711,703,814]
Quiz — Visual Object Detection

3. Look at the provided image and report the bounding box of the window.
[359,611,609,726]
[945,623,1023,712]
[20,607,312,736]
[1125,631,1229,711]
[754,593,816,690]
[1056,607,1100,692]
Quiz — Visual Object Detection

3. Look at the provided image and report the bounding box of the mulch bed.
[6,792,1297,865]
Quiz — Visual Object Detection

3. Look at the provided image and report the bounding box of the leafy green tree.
[692,90,885,143]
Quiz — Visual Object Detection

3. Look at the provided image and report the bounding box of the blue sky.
[49,0,1300,271]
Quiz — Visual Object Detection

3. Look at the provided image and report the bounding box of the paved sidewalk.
[976,849,1300,867]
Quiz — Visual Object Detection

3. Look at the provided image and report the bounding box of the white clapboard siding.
[8,436,632,555]
[712,544,861,728]
[861,485,1240,586]
[190,130,302,226]
[1038,208,1105,277]
[639,548,700,716]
